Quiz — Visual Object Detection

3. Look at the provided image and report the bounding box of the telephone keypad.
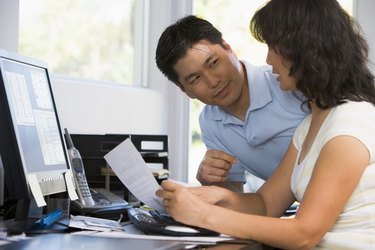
[76,177,91,198]
[134,214,159,225]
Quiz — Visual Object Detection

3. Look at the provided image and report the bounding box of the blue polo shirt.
[199,61,308,182]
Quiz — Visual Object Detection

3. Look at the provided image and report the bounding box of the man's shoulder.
[241,61,273,77]
[200,104,217,121]
[266,79,307,113]
[199,105,229,134]
[242,61,307,114]
[242,61,278,90]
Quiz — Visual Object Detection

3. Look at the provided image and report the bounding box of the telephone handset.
[64,128,95,206]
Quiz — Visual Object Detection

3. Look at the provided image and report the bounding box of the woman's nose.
[266,50,271,65]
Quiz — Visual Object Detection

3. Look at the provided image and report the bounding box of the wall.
[147,0,193,181]
[52,76,167,135]
[0,0,18,51]
[355,0,375,74]
[0,0,18,205]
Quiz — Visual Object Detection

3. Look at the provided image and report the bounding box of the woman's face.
[266,47,297,91]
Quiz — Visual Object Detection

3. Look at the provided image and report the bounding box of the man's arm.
[210,181,244,192]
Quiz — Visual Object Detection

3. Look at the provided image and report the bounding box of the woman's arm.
[157,135,369,249]
[202,136,370,249]
[156,141,298,222]
[204,141,298,216]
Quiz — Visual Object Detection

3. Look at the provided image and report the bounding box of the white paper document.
[64,170,79,200]
[27,174,46,207]
[103,138,165,212]
[73,224,255,245]
[69,215,124,232]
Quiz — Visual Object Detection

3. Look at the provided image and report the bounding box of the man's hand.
[196,149,236,185]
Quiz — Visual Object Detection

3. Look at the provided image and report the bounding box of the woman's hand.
[189,184,232,207]
[155,180,222,227]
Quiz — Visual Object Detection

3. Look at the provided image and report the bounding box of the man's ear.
[222,39,239,59]
[222,40,233,51]
[177,83,197,99]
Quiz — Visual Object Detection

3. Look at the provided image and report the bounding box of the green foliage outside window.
[19,0,135,85]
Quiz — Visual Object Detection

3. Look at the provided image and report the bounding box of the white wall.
[0,0,18,51]
[355,0,375,74]
[0,0,18,205]
[52,76,167,135]
[147,0,193,181]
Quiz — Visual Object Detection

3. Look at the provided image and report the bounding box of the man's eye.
[190,75,200,84]
[209,59,219,68]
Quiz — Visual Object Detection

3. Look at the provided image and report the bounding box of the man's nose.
[206,73,221,88]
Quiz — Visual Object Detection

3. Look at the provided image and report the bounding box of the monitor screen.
[0,50,69,202]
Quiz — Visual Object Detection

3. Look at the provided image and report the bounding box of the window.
[19,0,148,86]
[189,0,353,184]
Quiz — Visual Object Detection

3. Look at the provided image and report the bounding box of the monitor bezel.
[0,49,70,201]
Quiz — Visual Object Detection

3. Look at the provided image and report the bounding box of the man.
[155,15,307,191]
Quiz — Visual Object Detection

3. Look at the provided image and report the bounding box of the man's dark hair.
[250,0,375,108]
[155,15,225,88]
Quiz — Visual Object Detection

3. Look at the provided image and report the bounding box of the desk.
[0,233,276,250]
[0,218,277,249]
[0,234,182,250]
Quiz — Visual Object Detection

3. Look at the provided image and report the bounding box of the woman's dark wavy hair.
[155,15,225,88]
[250,0,375,109]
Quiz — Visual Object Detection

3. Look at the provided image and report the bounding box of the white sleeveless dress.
[291,101,375,249]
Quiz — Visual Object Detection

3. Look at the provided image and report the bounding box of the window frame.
[17,0,150,88]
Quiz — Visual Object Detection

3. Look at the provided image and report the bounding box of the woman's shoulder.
[329,101,375,124]
[293,114,312,149]
[322,101,374,139]
[335,100,375,112]
[322,101,375,159]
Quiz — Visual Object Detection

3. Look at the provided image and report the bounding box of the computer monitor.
[0,50,70,226]
[0,155,4,207]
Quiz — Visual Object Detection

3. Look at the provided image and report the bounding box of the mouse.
[164,225,200,234]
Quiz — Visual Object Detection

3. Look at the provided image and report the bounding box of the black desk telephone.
[70,188,131,220]
[127,207,219,237]
[65,129,130,220]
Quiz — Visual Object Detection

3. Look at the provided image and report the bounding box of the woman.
[156,0,375,248]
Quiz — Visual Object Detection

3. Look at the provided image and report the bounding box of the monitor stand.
[3,198,70,235]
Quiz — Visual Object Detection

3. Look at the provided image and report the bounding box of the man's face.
[173,40,246,109]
